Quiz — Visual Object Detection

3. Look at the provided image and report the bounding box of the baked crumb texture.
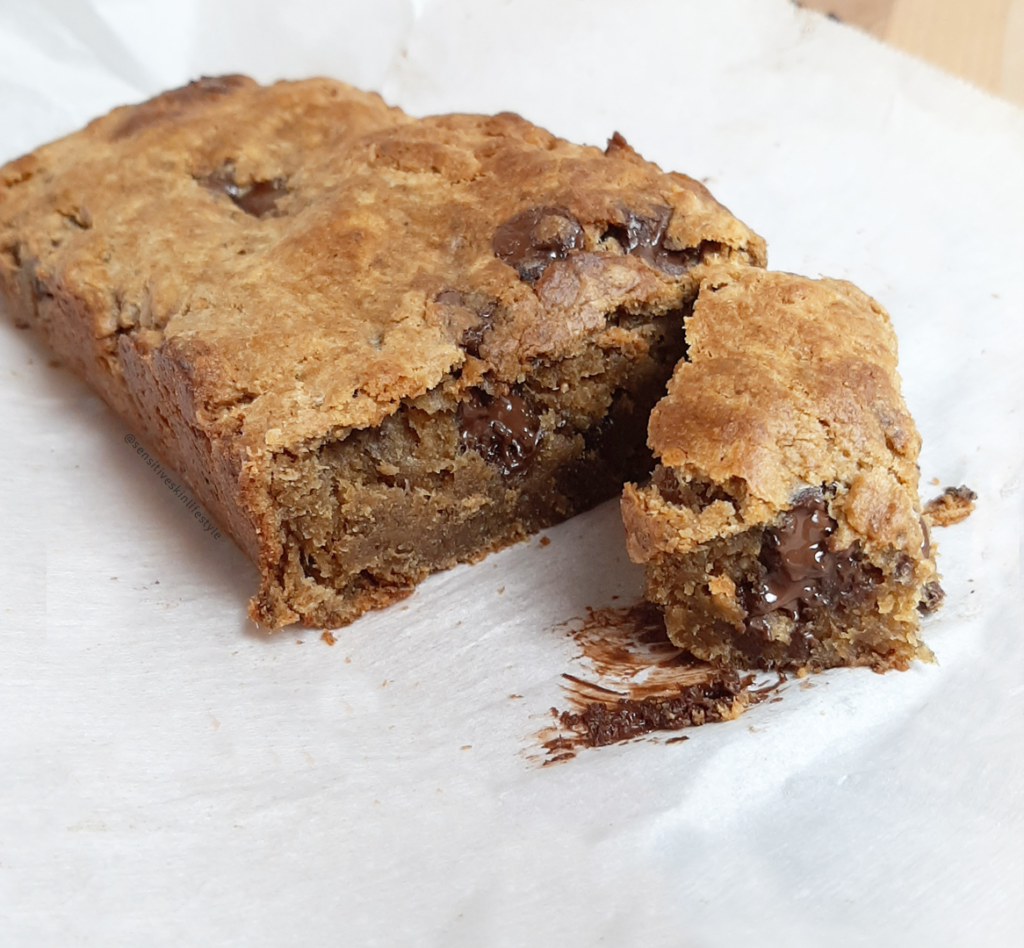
[621,269,937,672]
[923,485,976,528]
[0,77,766,629]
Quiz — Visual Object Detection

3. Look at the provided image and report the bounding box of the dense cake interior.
[262,305,688,628]
[641,470,931,671]
[1,76,772,631]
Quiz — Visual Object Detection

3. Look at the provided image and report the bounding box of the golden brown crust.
[621,269,935,671]
[626,268,926,562]
[923,485,977,527]
[0,76,765,628]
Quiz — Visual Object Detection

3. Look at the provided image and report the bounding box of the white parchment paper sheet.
[0,1,1021,945]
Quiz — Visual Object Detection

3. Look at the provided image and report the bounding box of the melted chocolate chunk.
[493,206,584,282]
[744,490,879,638]
[232,179,287,218]
[459,390,541,476]
[202,169,287,219]
[750,493,838,617]
[603,206,708,276]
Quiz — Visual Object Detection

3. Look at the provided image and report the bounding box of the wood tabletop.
[799,0,1024,105]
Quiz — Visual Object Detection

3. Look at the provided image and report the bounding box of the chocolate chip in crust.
[201,168,288,219]
[493,206,584,282]
[603,206,710,275]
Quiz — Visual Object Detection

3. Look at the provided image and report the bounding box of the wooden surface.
[799,0,1024,105]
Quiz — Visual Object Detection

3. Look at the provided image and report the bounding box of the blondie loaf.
[621,269,938,671]
[0,76,766,629]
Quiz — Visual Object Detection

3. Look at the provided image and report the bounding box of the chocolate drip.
[603,206,710,276]
[201,169,287,218]
[744,490,879,639]
[493,206,584,282]
[459,390,541,475]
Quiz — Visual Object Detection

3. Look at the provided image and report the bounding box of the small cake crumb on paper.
[923,485,977,527]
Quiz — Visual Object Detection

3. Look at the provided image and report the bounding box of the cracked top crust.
[624,269,925,563]
[0,76,765,458]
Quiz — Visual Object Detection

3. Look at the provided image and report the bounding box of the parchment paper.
[1,1,1021,945]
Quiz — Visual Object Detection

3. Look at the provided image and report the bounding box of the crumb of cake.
[621,270,937,672]
[923,485,977,527]
[918,580,946,615]
[321,631,336,646]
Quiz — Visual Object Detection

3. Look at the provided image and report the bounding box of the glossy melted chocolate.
[202,169,287,218]
[459,390,541,476]
[745,490,878,638]
[492,206,584,281]
[604,206,710,276]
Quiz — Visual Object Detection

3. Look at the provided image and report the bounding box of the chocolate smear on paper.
[532,603,769,765]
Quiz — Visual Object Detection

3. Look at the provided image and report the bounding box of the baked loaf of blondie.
[621,269,937,671]
[0,76,766,628]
